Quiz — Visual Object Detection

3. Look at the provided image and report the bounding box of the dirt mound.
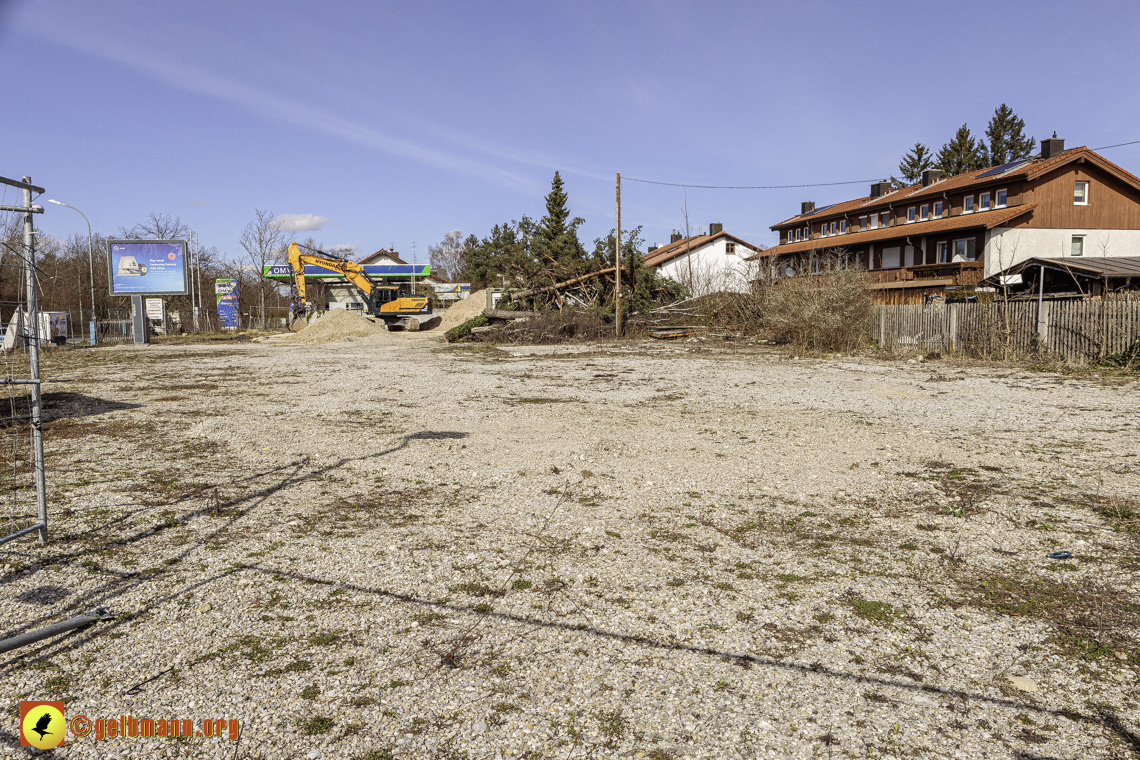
[438,289,488,331]
[281,309,386,343]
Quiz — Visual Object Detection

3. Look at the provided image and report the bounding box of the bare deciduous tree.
[239,209,287,328]
[117,212,190,240]
[428,229,467,282]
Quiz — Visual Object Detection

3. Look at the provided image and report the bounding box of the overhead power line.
[1093,138,1140,151]
[622,176,886,190]
[624,138,1140,192]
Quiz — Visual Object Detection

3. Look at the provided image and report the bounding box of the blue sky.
[4,0,1139,264]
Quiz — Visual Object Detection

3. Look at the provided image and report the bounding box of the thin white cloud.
[24,20,538,192]
[273,213,332,232]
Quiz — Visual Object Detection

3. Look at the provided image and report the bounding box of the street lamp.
[47,199,96,346]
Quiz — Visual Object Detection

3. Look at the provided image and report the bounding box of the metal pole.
[189,231,198,332]
[0,608,111,654]
[195,233,203,331]
[187,230,195,330]
[84,214,94,345]
[615,172,622,338]
[23,177,47,543]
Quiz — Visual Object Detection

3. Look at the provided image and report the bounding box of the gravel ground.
[1,332,1138,759]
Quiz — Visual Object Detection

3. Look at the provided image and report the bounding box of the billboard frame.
[106,239,190,297]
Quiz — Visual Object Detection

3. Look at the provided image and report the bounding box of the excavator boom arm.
[288,240,378,301]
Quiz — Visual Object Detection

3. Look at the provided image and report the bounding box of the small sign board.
[107,240,189,296]
[145,298,165,320]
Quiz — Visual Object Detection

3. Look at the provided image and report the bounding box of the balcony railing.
[865,261,984,287]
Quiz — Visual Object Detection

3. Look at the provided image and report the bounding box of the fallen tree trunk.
[484,309,541,320]
[501,267,616,303]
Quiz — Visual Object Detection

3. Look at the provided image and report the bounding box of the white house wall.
[985,227,1140,276]
[653,239,757,295]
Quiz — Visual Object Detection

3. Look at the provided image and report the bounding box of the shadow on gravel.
[2,427,1136,758]
[0,391,142,430]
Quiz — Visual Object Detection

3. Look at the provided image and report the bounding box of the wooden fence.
[875,298,1140,363]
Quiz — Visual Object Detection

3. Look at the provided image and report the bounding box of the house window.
[804,226,810,240]
[934,201,944,219]
[907,207,916,223]
[936,241,949,263]
[953,238,977,261]
[980,192,991,210]
[919,204,929,221]
[1071,235,1085,256]
[1074,181,1089,205]
[963,195,975,213]
[881,212,890,227]
[839,220,847,234]
[996,189,1007,208]
[794,228,801,242]
[859,215,868,231]
[725,241,736,255]
[869,215,879,230]
[830,221,837,236]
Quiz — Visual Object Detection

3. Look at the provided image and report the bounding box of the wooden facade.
[751,141,1140,303]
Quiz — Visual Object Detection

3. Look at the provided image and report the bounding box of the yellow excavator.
[287,241,430,327]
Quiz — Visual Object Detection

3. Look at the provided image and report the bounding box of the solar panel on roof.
[977,157,1032,178]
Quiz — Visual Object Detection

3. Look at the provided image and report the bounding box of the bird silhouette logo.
[19,701,66,749]
[32,711,53,739]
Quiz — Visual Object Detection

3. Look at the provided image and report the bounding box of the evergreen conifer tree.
[533,171,588,276]
[895,143,934,186]
[935,125,985,176]
[984,104,1036,166]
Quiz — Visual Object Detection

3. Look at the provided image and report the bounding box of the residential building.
[358,248,409,266]
[749,138,1140,302]
[643,224,763,295]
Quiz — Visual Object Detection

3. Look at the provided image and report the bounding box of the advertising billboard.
[107,240,189,296]
[215,278,241,330]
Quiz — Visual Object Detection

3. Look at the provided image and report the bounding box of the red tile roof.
[358,249,409,265]
[748,204,1037,258]
[771,146,1140,230]
[642,230,762,267]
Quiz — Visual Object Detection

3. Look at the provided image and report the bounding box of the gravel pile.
[438,289,489,331]
[280,308,387,343]
[3,339,1137,759]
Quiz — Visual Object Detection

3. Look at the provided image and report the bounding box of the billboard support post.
[130,296,148,344]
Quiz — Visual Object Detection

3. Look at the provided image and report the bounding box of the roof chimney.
[870,181,892,198]
[709,222,723,235]
[921,169,942,187]
[801,201,815,215]
[670,230,682,244]
[1040,134,1065,160]
[648,245,658,253]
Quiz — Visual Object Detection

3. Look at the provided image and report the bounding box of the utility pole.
[615,172,622,338]
[23,178,47,543]
[189,230,198,331]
